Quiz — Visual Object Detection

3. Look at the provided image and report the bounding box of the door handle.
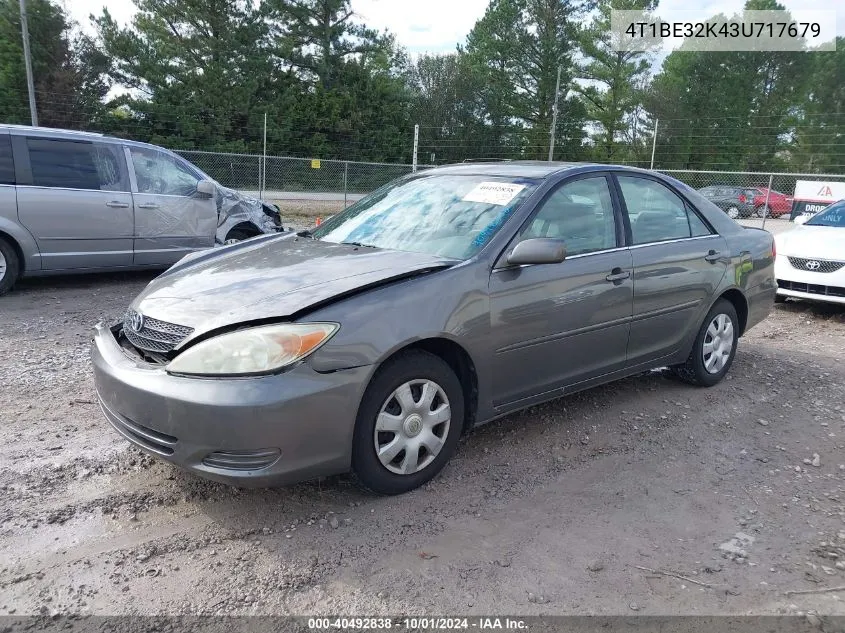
[106,201,129,208]
[705,250,721,262]
[605,268,631,283]
[137,203,160,209]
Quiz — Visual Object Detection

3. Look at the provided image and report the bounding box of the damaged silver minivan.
[0,124,283,295]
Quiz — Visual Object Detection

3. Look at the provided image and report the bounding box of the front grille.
[123,310,193,354]
[202,449,281,471]
[788,257,845,274]
[778,279,845,298]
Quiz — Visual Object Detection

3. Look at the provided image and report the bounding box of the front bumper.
[775,255,845,305]
[92,323,371,487]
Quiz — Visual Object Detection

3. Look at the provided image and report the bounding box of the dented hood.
[131,233,455,343]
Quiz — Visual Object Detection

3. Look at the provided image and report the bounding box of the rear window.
[0,134,14,185]
[26,138,128,191]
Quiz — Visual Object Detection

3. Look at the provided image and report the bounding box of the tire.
[755,205,770,218]
[725,206,740,219]
[223,228,258,245]
[0,237,21,296]
[774,294,786,304]
[671,299,739,387]
[352,350,465,495]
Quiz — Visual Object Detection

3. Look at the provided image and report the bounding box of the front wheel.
[0,237,21,296]
[725,206,740,219]
[755,205,771,218]
[672,299,739,387]
[352,350,464,495]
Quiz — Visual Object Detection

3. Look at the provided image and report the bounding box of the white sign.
[462,182,526,206]
[793,180,845,203]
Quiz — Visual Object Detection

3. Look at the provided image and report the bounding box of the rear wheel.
[352,350,464,495]
[0,237,20,296]
[672,299,739,387]
[755,205,771,218]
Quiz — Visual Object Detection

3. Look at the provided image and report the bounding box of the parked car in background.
[775,200,845,305]
[93,162,776,495]
[697,185,757,218]
[751,188,793,218]
[0,125,283,295]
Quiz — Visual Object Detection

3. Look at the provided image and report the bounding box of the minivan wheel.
[223,228,257,245]
[0,237,20,296]
[352,350,464,495]
[672,299,739,387]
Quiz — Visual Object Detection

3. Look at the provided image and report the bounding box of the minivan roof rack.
[462,158,512,163]
[0,123,104,137]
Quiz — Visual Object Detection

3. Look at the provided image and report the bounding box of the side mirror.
[506,238,567,266]
[195,180,216,199]
[793,214,809,225]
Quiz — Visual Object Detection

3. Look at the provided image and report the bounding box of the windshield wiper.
[296,229,315,238]
[341,241,377,248]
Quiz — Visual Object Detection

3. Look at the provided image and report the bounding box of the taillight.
[739,195,746,203]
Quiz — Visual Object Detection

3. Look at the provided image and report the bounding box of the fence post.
[412,124,419,173]
[762,174,773,230]
[343,161,348,208]
[650,119,659,170]
[260,112,267,199]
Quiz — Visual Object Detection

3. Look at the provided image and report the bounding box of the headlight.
[166,322,338,376]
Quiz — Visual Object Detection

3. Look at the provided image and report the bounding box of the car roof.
[0,123,191,153]
[426,160,652,179]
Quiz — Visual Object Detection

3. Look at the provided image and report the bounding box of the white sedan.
[774,201,845,305]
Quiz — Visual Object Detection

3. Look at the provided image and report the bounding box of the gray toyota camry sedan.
[93,162,776,494]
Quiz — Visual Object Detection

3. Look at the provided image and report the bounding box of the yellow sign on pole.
[311,159,321,169]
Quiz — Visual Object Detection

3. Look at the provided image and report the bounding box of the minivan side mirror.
[793,214,809,225]
[506,238,567,266]
[195,180,216,199]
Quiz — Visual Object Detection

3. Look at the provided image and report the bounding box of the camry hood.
[131,234,455,343]
[776,226,845,261]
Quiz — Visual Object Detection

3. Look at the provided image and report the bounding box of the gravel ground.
[2,267,845,617]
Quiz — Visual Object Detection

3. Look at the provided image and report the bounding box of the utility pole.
[412,124,419,172]
[19,0,38,126]
[548,65,562,162]
[649,119,659,170]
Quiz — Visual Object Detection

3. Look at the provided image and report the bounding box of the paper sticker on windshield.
[462,182,526,206]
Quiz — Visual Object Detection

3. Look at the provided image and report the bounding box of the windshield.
[806,202,845,227]
[309,174,539,259]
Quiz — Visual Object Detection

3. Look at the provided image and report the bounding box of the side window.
[522,176,617,257]
[687,208,712,236]
[130,147,199,196]
[619,176,702,244]
[0,135,14,185]
[25,138,128,191]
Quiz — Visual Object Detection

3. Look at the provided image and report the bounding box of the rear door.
[127,146,217,265]
[614,174,728,367]
[13,135,133,270]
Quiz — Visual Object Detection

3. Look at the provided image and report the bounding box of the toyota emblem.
[129,311,145,333]
[805,260,821,271]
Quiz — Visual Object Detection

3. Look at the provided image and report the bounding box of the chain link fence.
[173,149,845,230]
[175,150,433,203]
[657,169,845,227]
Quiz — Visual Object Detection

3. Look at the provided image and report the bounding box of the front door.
[127,146,217,266]
[614,174,729,366]
[489,174,634,409]
[13,136,133,270]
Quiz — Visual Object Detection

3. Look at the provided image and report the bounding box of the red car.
[752,188,793,218]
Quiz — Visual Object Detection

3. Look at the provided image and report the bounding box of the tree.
[0,0,108,127]
[95,0,275,151]
[577,0,657,162]
[464,0,589,160]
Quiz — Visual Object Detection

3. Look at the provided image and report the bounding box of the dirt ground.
[2,266,845,617]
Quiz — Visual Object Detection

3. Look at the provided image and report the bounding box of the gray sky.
[64,0,842,56]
